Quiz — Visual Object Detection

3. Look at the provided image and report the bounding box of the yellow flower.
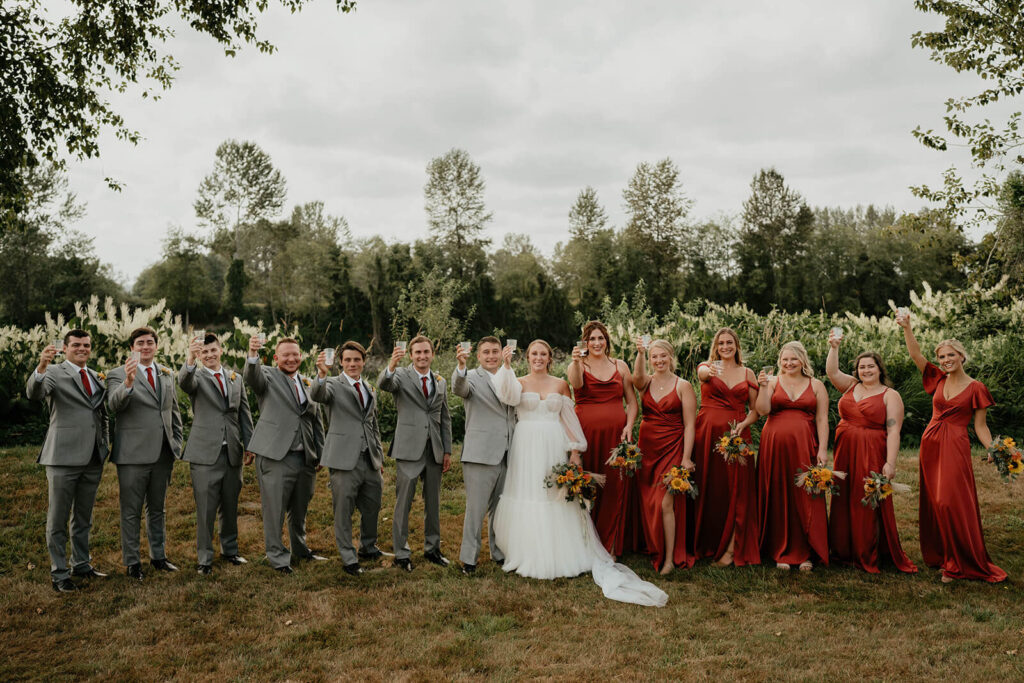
[97,373,106,381]
[1008,460,1023,474]
[1003,437,1015,448]
[881,483,893,494]
[731,436,743,446]
[864,482,876,493]
[230,372,237,381]
[679,481,691,491]
[670,478,684,490]
[719,436,731,447]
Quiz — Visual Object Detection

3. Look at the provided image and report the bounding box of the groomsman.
[379,335,453,571]
[26,330,110,592]
[244,336,325,574]
[311,342,384,576]
[452,336,515,574]
[106,326,184,580]
[179,333,254,575]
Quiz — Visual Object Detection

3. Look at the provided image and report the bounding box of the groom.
[379,335,452,571]
[452,336,515,574]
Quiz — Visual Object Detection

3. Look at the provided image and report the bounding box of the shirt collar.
[203,365,224,376]
[64,359,89,373]
[344,374,363,386]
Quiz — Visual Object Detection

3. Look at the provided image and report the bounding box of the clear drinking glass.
[713,360,724,372]
[506,339,517,351]
[831,326,844,340]
[255,332,266,345]
[641,334,652,347]
[324,348,335,366]
[396,341,408,352]
[761,365,775,379]
[575,340,588,357]
[130,351,142,362]
[460,341,471,353]
[194,329,206,342]
[53,338,64,353]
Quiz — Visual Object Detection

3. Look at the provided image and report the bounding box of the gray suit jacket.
[309,375,384,471]
[452,367,515,466]
[243,360,324,464]
[178,363,254,467]
[378,366,452,464]
[106,364,184,464]
[26,363,109,466]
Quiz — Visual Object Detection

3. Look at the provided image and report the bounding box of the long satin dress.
[575,367,641,555]
[757,381,829,565]
[692,367,760,566]
[637,380,694,570]
[828,388,917,574]
[918,363,1006,582]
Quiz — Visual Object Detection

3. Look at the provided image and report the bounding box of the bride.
[489,339,668,607]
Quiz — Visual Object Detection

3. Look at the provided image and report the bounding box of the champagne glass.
[324,348,335,366]
[53,338,65,354]
[830,326,844,340]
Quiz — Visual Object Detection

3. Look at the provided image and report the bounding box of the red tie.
[146,367,155,391]
[215,372,225,397]
[294,378,303,404]
[421,376,429,399]
[354,381,365,409]
[80,368,92,397]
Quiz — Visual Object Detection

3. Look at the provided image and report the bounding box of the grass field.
[1,445,1022,681]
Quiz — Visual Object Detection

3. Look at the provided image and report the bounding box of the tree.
[491,233,571,342]
[568,186,609,240]
[620,158,694,311]
[390,266,472,350]
[910,1,1024,225]
[554,187,618,307]
[0,0,354,218]
[423,148,493,280]
[134,228,222,325]
[735,168,814,311]
[352,237,414,350]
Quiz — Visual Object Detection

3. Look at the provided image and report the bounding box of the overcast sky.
[62,0,990,284]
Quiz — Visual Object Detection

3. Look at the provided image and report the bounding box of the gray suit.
[244,359,324,568]
[378,365,452,560]
[452,367,515,566]
[106,363,183,566]
[26,361,109,581]
[179,363,254,565]
[310,375,384,565]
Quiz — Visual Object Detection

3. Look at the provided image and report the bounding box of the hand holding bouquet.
[607,441,642,478]
[860,471,910,509]
[794,465,846,497]
[986,435,1023,481]
[662,465,698,499]
[715,421,755,466]
[545,463,605,509]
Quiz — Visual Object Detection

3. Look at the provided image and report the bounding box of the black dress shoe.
[394,558,414,572]
[275,566,294,575]
[52,578,78,592]
[461,563,476,575]
[222,555,248,566]
[126,564,144,581]
[197,564,212,575]
[73,568,108,579]
[357,548,383,561]
[424,550,450,567]
[343,563,364,576]
[151,559,179,572]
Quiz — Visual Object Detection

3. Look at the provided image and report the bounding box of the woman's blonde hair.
[778,341,814,378]
[526,339,553,370]
[648,339,677,372]
[934,338,968,364]
[708,327,744,365]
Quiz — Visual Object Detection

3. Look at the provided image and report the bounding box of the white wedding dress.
[489,366,668,607]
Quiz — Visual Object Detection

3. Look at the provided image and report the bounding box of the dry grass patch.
[1,447,1022,681]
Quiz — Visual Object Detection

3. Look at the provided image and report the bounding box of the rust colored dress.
[637,379,694,570]
[757,381,829,565]
[692,365,761,566]
[828,388,917,574]
[575,367,640,555]
[918,363,1006,582]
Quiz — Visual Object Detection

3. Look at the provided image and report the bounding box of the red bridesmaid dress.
[828,388,917,574]
[692,365,760,566]
[637,379,694,570]
[757,381,829,565]
[575,367,641,555]
[918,363,1006,582]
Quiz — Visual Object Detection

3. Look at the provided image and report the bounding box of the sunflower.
[679,481,691,491]
[1009,459,1023,474]
[670,478,684,490]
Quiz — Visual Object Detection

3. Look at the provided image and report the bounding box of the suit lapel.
[275,369,303,414]
[476,367,501,403]
[61,363,90,401]
[205,368,229,409]
[137,365,158,400]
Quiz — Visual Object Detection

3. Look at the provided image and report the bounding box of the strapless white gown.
[490,369,668,607]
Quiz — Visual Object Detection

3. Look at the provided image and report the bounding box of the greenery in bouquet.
[985,435,1023,482]
[606,441,642,478]
[860,471,911,509]
[661,465,698,499]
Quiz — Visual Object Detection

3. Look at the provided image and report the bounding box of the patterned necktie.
[421,375,429,399]
[354,381,365,409]
[80,368,92,397]
[146,367,155,391]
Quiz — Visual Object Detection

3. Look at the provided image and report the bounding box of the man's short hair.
[340,341,366,359]
[128,326,158,347]
[276,337,300,350]
[478,335,501,348]
[65,329,90,344]
[203,333,220,346]
[409,335,433,351]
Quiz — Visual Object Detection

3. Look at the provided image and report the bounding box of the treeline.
[3,144,1023,349]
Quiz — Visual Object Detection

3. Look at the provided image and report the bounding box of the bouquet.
[715,421,755,466]
[662,465,698,499]
[606,441,642,478]
[794,466,846,497]
[544,463,605,509]
[860,471,911,509]
[986,435,1023,482]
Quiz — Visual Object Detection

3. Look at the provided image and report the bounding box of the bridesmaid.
[825,331,917,574]
[692,327,761,567]
[632,338,697,574]
[897,312,1006,583]
[755,341,830,571]
[568,320,640,557]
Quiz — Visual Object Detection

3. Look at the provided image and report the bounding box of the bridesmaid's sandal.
[775,562,790,571]
[798,561,813,572]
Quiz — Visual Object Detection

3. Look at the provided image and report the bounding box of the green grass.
[1,446,1022,681]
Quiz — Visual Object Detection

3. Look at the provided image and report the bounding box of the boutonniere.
[302,377,311,387]
[160,367,171,376]
[433,373,443,383]
[96,372,106,381]
[230,372,237,382]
